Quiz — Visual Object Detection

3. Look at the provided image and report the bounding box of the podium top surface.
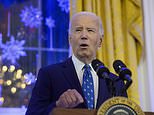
[51,108,154,115]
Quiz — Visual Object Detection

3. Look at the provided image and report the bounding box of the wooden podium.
[51,108,154,115]
[51,97,154,115]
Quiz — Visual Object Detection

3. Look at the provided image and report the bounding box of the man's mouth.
[80,44,89,48]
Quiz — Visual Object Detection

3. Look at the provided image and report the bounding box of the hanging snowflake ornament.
[1,36,26,64]
[24,72,36,85]
[45,17,55,28]
[57,0,70,13]
[20,6,42,28]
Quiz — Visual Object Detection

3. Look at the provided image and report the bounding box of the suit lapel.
[61,58,87,107]
[61,58,85,98]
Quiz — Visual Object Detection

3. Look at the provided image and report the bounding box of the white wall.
[138,0,154,112]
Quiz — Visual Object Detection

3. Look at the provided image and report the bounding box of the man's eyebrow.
[87,27,97,30]
[75,26,83,29]
[87,27,96,29]
[75,26,96,29]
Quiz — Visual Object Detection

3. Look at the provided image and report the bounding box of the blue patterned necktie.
[82,64,94,109]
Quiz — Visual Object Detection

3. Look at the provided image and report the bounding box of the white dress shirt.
[72,55,99,108]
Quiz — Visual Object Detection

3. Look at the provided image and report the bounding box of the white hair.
[68,12,104,36]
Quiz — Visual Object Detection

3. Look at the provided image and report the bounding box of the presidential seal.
[97,97,145,115]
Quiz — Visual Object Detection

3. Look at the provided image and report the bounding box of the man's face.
[69,14,102,61]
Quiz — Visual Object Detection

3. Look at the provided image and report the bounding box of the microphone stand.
[106,77,116,97]
[110,79,116,97]
[121,78,132,95]
[114,76,132,96]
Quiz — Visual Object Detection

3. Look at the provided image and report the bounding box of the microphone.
[91,59,110,80]
[113,60,132,91]
[92,59,118,96]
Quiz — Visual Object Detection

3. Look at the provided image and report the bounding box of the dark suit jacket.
[26,57,127,115]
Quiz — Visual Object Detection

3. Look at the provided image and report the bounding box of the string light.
[0,97,4,106]
[2,66,8,72]
[16,69,22,79]
[21,83,26,89]
[11,87,16,94]
[6,80,12,86]
[16,82,21,88]
[0,65,35,106]
[9,65,15,72]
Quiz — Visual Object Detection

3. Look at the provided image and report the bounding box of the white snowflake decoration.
[20,6,42,28]
[57,0,70,13]
[24,72,36,85]
[1,36,26,64]
[45,17,55,28]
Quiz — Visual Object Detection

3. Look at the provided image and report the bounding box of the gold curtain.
[70,0,143,105]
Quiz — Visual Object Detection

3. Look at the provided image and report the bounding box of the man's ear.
[98,38,102,48]
[98,37,103,48]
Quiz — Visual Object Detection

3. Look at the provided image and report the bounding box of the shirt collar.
[72,54,85,72]
[72,54,95,71]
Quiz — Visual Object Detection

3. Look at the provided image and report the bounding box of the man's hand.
[56,89,84,108]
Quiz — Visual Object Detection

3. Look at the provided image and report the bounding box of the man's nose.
[81,30,88,39]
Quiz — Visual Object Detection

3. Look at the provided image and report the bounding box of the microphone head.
[113,60,126,74]
[113,60,133,91]
[113,60,132,77]
[92,59,110,75]
[92,59,103,71]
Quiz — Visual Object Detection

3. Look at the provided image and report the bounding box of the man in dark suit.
[26,12,127,115]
